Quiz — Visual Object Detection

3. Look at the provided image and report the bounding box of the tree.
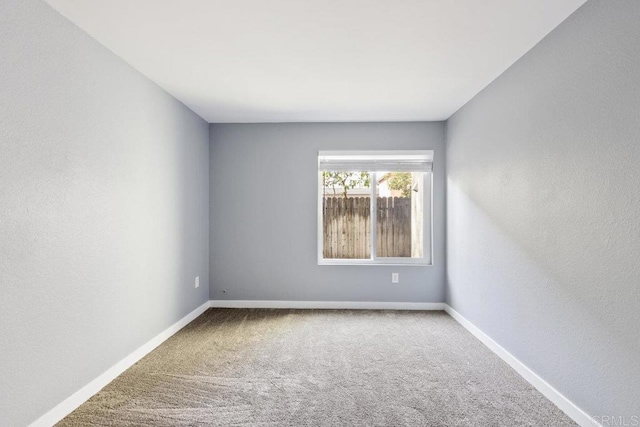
[322,171,370,198]
[387,172,412,198]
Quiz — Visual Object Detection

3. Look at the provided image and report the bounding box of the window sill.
[318,260,432,267]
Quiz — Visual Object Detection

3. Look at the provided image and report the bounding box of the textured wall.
[447,0,640,419]
[210,122,445,302]
[0,0,210,425]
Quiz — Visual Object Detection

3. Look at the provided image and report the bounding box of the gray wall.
[0,0,209,425]
[210,122,445,302]
[446,0,640,419]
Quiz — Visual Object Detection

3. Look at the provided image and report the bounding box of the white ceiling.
[44,0,586,123]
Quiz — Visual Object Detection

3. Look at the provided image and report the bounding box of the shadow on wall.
[447,168,639,417]
[445,2,640,415]
[154,104,210,323]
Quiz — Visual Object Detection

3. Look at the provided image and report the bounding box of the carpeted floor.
[58,309,576,426]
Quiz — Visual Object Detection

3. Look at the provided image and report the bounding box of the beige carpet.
[58,309,576,426]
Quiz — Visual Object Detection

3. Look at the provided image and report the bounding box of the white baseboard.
[209,299,445,310]
[29,301,211,427]
[443,305,597,427]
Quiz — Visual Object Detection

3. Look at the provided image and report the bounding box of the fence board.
[323,196,410,259]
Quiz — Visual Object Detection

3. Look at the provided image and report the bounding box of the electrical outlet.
[392,273,399,283]
[195,276,200,288]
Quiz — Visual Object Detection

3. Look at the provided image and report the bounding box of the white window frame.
[317,150,433,266]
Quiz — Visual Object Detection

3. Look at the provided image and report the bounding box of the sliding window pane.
[321,171,371,259]
[376,172,424,258]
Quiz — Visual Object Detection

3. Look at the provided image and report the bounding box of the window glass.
[318,151,433,265]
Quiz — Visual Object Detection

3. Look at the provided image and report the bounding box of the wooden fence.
[322,197,411,258]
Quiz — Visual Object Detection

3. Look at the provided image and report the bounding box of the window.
[318,150,433,265]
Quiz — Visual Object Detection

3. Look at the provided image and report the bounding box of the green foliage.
[322,171,371,198]
[387,172,412,198]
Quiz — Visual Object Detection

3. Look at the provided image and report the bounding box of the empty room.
[1,0,638,426]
